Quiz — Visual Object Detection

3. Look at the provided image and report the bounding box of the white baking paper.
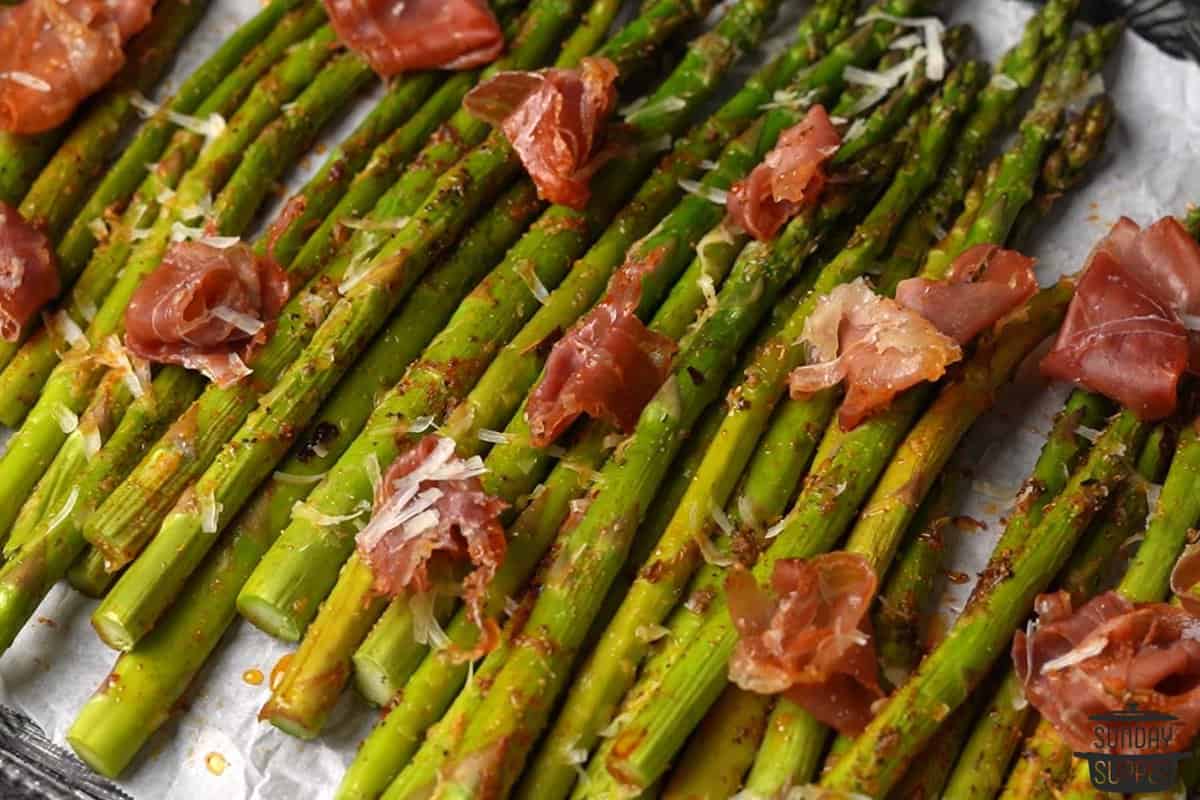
[1,1,1199,798]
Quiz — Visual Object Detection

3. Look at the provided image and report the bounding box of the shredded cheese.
[678,179,728,206]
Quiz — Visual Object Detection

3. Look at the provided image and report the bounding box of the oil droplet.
[270,653,293,692]
[205,752,227,776]
[242,668,264,686]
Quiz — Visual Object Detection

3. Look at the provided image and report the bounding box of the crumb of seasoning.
[36,616,57,628]
[270,653,293,692]
[205,752,227,776]
[242,668,264,686]
[944,569,970,585]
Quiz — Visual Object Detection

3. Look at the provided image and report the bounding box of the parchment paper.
[1,1,1199,797]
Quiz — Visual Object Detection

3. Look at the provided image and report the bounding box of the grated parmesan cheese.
[678,179,728,206]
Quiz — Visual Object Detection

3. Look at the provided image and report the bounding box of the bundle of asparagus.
[4,0,1200,796]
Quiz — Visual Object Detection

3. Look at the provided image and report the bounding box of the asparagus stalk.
[0,131,63,207]
[593,29,1122,783]
[874,0,1080,296]
[0,2,331,429]
[659,687,771,800]
[351,232,744,709]
[80,0,686,591]
[13,0,215,243]
[820,407,1148,795]
[875,471,963,690]
[424,112,936,800]
[0,2,527,432]
[240,0,852,642]
[57,178,544,778]
[1,43,374,557]
[255,0,791,737]
[1004,410,1200,800]
[995,482,1159,800]
[528,56,984,800]
[0,23,347,542]
[937,390,1111,798]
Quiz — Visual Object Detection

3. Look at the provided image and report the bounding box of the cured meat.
[124,240,288,387]
[0,0,155,134]
[324,0,503,78]
[525,247,676,446]
[465,56,619,208]
[726,105,841,241]
[727,553,883,735]
[1042,216,1200,420]
[356,435,508,660]
[789,279,962,430]
[0,202,59,341]
[895,244,1038,344]
[1013,590,1200,754]
[1171,543,1200,618]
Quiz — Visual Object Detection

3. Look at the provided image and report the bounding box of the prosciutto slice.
[124,240,288,387]
[726,105,841,242]
[356,435,508,659]
[726,553,883,735]
[789,279,962,430]
[324,0,503,78]
[1171,543,1200,618]
[0,202,59,341]
[0,0,154,134]
[1013,591,1200,754]
[525,247,676,446]
[465,56,619,209]
[895,244,1039,344]
[1041,216,1200,420]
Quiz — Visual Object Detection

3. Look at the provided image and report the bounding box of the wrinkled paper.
[1,1,1199,797]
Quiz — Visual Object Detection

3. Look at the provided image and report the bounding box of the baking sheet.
[1,1,1199,797]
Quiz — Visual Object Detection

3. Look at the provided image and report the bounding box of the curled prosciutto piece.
[1171,543,1200,618]
[895,244,1039,344]
[124,240,288,388]
[0,0,154,134]
[726,105,841,242]
[789,279,962,430]
[1012,590,1200,754]
[465,56,619,209]
[525,247,676,446]
[324,0,502,78]
[0,202,59,341]
[356,435,508,659]
[726,553,883,735]
[1041,216,1200,420]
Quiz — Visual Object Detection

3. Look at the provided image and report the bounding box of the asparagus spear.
[255,0,794,737]
[366,233,841,800]
[0,25,346,541]
[79,0,682,587]
[350,237,743,709]
[995,479,1160,800]
[425,116,937,800]
[1014,428,1200,800]
[12,0,216,243]
[873,0,1080,297]
[2,37,374,554]
[239,0,855,642]
[0,2,330,429]
[593,29,1121,789]
[58,181,541,776]
[659,687,771,800]
[875,471,963,689]
[821,424,1148,795]
[0,131,63,207]
[527,56,984,799]
[0,3,532,432]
